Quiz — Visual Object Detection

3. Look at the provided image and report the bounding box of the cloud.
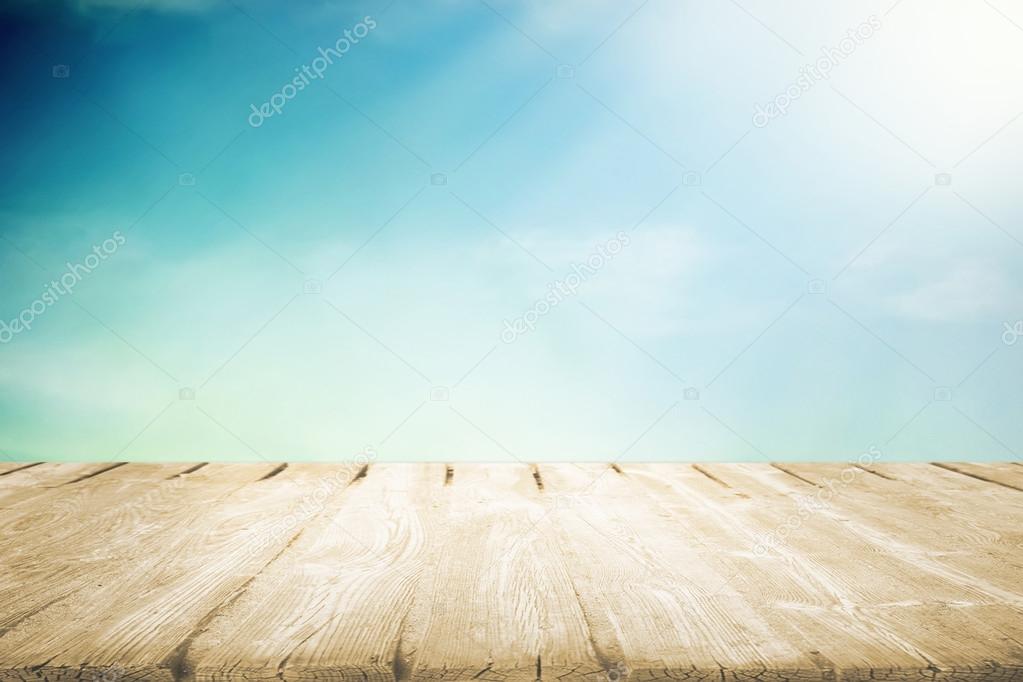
[838,195,1022,324]
[887,262,1015,322]
[575,224,713,337]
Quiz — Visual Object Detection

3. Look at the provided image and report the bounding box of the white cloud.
[582,225,712,337]
[888,262,1014,322]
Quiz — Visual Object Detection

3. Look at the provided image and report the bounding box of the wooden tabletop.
[1,462,1021,682]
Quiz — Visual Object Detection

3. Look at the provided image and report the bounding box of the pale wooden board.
[622,463,938,676]
[0,463,1021,682]
[0,464,42,478]
[0,463,283,634]
[389,463,598,682]
[930,462,1023,493]
[771,463,1023,595]
[692,464,1023,671]
[0,463,125,509]
[185,462,442,682]
[0,463,324,680]
[537,463,814,679]
[183,463,599,682]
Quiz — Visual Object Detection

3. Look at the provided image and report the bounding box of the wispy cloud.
[888,263,1015,322]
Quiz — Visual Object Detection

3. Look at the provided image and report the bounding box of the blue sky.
[1,0,1021,462]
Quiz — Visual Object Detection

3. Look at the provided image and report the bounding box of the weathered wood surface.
[1,462,1021,682]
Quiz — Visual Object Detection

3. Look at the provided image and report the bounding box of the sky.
[0,0,1021,462]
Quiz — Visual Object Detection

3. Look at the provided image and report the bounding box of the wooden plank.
[855,461,1023,540]
[185,462,441,682]
[772,462,1023,595]
[620,463,938,677]
[0,463,1021,682]
[0,463,353,681]
[931,462,1023,492]
[872,461,1023,504]
[684,463,1023,672]
[395,463,598,682]
[0,462,204,538]
[0,462,282,630]
[0,463,42,478]
[183,463,599,682]
[0,463,120,508]
[712,463,1023,607]
[538,463,819,679]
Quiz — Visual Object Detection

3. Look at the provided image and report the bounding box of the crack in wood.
[692,464,732,488]
[854,465,896,481]
[165,529,308,682]
[531,465,544,491]
[167,463,208,480]
[259,464,289,481]
[770,464,822,488]
[61,462,127,486]
[931,463,1023,493]
[392,636,410,682]
[0,462,43,477]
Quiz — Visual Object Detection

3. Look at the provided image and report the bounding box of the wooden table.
[1,462,1021,682]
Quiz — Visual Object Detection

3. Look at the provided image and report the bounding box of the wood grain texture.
[0,463,1021,682]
